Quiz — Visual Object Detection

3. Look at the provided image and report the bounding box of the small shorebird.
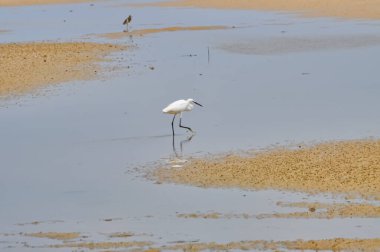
[162,98,203,135]
[123,15,132,32]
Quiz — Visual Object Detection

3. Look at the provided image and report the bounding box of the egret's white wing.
[162,99,188,114]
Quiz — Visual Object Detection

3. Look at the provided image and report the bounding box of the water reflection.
[169,133,194,167]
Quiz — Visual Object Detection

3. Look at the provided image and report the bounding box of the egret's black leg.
[172,134,179,157]
[179,118,193,132]
[171,114,176,136]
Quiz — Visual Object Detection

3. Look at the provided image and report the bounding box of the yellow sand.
[99,26,229,39]
[141,0,380,20]
[177,202,380,219]
[261,201,380,219]
[178,212,222,219]
[26,232,80,240]
[153,139,380,200]
[20,232,380,251]
[0,0,92,6]
[157,238,380,251]
[284,238,380,251]
[0,42,125,97]
[50,241,152,249]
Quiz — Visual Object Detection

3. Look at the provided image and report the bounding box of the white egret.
[162,98,203,135]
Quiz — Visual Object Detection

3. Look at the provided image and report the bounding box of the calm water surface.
[1,1,380,250]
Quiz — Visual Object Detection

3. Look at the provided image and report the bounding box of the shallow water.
[1,0,380,251]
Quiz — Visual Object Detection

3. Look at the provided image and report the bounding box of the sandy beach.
[153,139,380,200]
[142,0,380,20]
[0,42,125,97]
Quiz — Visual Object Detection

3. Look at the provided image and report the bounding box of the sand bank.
[20,230,380,251]
[177,202,380,219]
[98,25,228,39]
[261,201,380,219]
[16,230,380,251]
[50,241,152,249]
[26,232,80,240]
[0,42,125,97]
[141,0,380,20]
[153,139,380,200]
[276,201,379,217]
[157,238,380,251]
[0,0,92,6]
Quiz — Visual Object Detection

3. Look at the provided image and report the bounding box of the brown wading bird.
[123,15,132,32]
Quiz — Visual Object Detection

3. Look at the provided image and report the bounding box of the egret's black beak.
[194,101,203,107]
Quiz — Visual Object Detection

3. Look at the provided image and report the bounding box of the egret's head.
[187,98,203,107]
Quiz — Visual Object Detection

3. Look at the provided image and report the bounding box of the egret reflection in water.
[169,133,194,167]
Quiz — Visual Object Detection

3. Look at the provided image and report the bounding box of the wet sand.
[220,35,380,55]
[266,201,380,219]
[142,0,380,20]
[16,231,380,251]
[157,238,380,251]
[153,139,380,200]
[32,239,380,251]
[0,42,125,97]
[98,25,229,39]
[177,202,380,219]
[50,241,153,249]
[0,0,92,6]
[26,232,80,240]
[284,238,380,251]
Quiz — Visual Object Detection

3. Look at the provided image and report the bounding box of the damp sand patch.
[0,42,126,97]
[139,0,380,20]
[260,201,380,219]
[220,35,380,55]
[98,25,229,39]
[49,241,152,249]
[177,202,380,219]
[153,139,380,200]
[19,237,380,251]
[25,232,80,240]
[153,238,380,251]
[15,231,380,251]
[0,0,93,6]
